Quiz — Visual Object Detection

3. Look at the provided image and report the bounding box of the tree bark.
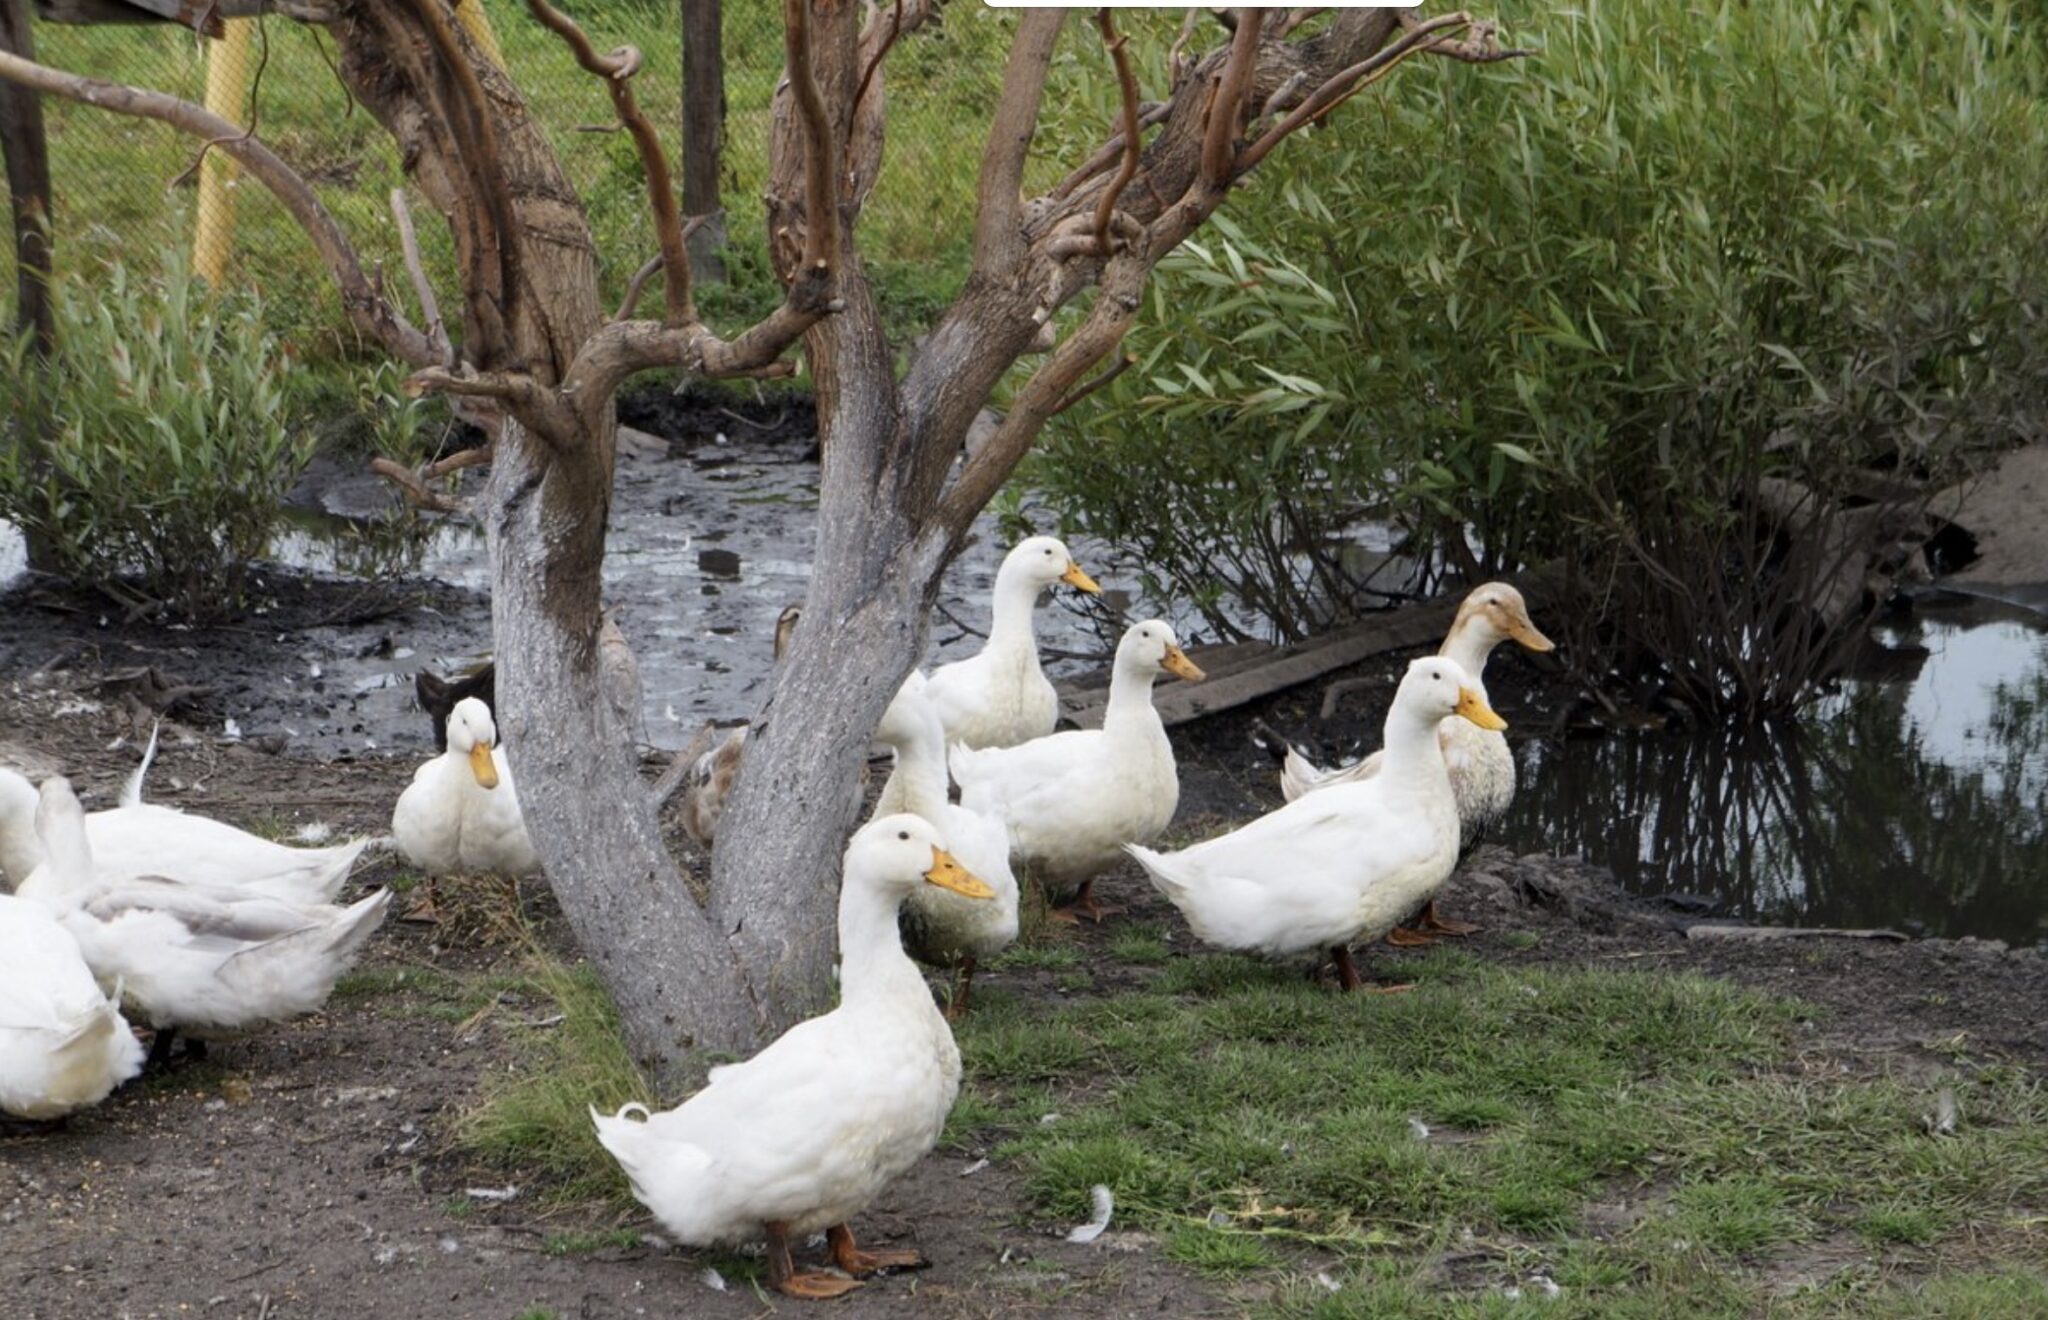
[680,0,725,281]
[0,0,50,354]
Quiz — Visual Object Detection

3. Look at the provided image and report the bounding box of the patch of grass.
[956,954,2048,1309]
[452,954,651,1209]
[992,941,1083,972]
[1163,1223,1281,1277]
[541,1229,642,1257]
[1107,924,1175,966]
[1666,1175,1808,1256]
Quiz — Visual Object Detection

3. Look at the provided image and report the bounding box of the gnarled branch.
[524,0,693,325]
[972,8,1065,279]
[1091,9,1143,258]
[389,187,452,365]
[1198,7,1265,191]
[0,48,437,368]
[784,0,839,275]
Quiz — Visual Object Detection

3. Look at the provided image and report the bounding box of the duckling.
[18,777,392,1065]
[924,537,1101,751]
[1131,657,1505,990]
[392,697,540,878]
[592,815,994,1299]
[870,673,1019,1017]
[951,620,1205,922]
[679,605,801,848]
[1279,582,1554,940]
[0,892,146,1120]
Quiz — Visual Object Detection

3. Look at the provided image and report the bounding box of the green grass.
[946,948,2048,1312]
[452,955,651,1208]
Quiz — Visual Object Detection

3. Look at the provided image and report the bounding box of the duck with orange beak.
[392,696,540,881]
[952,620,1205,923]
[1273,582,1554,940]
[1131,656,1507,992]
[922,536,1103,751]
[592,815,994,1300]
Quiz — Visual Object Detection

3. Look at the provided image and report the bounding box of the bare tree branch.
[1235,12,1510,178]
[1279,7,1329,38]
[937,256,1150,541]
[405,364,546,408]
[407,0,519,367]
[524,0,693,325]
[369,456,469,514]
[1200,7,1266,191]
[1397,7,1532,64]
[1047,101,1170,204]
[1167,7,1203,89]
[971,8,1064,279]
[1091,8,1143,257]
[612,217,712,322]
[389,187,452,365]
[784,0,839,276]
[0,48,438,367]
[850,0,903,126]
[1053,351,1136,416]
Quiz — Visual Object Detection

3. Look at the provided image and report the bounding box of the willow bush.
[0,256,313,618]
[1025,0,2048,710]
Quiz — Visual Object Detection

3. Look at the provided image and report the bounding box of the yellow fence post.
[453,0,506,68]
[193,17,250,290]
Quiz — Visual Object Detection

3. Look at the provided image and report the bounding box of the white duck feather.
[1132,657,1504,961]
[392,697,540,877]
[591,815,994,1261]
[0,892,145,1119]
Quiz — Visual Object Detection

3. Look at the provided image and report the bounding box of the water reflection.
[1499,603,2048,943]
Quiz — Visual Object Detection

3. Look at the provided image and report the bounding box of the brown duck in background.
[679,606,802,848]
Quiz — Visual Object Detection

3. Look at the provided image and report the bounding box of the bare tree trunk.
[680,0,725,281]
[0,0,57,572]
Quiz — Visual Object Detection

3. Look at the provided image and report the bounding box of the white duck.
[18,777,392,1064]
[0,892,146,1120]
[592,814,994,1300]
[951,620,1205,922]
[1130,657,1504,991]
[392,697,541,878]
[870,673,1019,1017]
[1276,582,1552,940]
[0,733,365,902]
[924,536,1101,751]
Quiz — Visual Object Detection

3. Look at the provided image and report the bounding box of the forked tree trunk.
[0,2,1516,1090]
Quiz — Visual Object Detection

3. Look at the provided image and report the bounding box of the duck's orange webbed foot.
[765,1220,863,1300]
[828,1224,926,1278]
[1416,900,1480,937]
[1384,925,1437,948]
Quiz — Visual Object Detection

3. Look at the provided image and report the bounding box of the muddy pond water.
[3,430,2043,944]
[1495,597,2048,944]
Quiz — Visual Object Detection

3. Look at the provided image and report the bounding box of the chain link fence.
[7,1,1013,359]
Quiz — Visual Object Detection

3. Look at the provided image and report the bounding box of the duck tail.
[119,721,162,809]
[1123,843,1192,903]
[322,889,394,961]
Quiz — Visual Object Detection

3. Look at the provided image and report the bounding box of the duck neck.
[837,883,923,1005]
[1103,662,1162,736]
[1379,705,1455,790]
[984,567,1045,656]
[1440,624,1499,698]
[882,720,951,822]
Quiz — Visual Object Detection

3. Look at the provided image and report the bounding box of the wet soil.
[7,664,2047,1319]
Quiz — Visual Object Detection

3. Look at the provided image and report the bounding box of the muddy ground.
[5,643,2046,1319]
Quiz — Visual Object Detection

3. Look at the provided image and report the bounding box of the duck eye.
[897,830,910,841]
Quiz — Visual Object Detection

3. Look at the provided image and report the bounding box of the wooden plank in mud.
[1055,567,1562,730]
